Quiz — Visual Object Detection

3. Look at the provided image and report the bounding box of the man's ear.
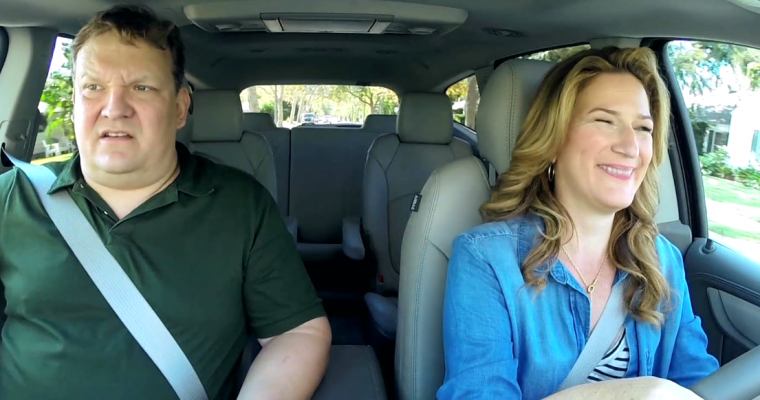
[176,87,191,130]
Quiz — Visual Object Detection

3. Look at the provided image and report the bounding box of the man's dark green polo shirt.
[0,144,325,400]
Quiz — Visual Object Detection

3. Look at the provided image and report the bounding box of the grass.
[703,176,760,243]
[703,176,760,209]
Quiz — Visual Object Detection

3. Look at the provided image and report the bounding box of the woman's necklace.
[561,247,606,295]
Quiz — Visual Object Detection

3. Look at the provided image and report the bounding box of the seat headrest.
[397,92,453,144]
[476,59,555,174]
[362,114,397,133]
[244,112,277,131]
[192,90,243,142]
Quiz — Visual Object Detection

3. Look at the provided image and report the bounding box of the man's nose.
[101,87,134,119]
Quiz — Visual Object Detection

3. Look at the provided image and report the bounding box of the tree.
[330,86,398,118]
[258,85,285,125]
[668,41,760,95]
[240,87,260,112]
[523,45,590,63]
[464,76,479,128]
[447,76,479,128]
[39,40,75,146]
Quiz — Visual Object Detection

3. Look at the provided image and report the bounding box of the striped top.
[587,327,630,382]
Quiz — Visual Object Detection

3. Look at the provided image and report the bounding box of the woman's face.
[554,72,654,215]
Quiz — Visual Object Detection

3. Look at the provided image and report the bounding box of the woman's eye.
[135,85,151,91]
[84,84,98,91]
[638,126,654,134]
[596,119,613,124]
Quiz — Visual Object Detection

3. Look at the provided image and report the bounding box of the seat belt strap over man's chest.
[2,148,208,400]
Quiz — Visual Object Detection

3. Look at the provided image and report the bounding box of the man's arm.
[237,316,331,400]
[242,184,331,399]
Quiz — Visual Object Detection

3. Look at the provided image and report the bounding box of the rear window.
[240,85,399,128]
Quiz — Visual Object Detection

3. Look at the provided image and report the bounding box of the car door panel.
[684,238,760,364]
[707,288,760,347]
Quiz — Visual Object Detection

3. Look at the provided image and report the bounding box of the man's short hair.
[72,4,185,92]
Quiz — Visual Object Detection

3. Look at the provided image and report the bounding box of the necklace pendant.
[587,283,596,295]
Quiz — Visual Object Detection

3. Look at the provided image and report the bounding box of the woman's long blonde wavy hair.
[481,47,672,326]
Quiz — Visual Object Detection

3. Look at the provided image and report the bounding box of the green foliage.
[522,45,591,63]
[735,167,760,189]
[39,40,75,145]
[447,79,468,103]
[260,102,275,117]
[668,41,760,95]
[700,147,734,180]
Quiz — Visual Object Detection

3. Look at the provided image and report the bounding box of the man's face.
[73,31,189,179]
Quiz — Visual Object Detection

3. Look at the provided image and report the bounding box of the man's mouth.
[100,131,133,139]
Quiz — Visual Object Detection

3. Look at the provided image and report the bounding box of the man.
[0,5,331,400]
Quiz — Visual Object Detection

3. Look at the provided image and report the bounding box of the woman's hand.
[544,377,704,400]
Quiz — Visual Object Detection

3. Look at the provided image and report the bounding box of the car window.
[666,40,760,261]
[518,44,591,62]
[240,85,398,128]
[446,75,479,130]
[34,36,75,165]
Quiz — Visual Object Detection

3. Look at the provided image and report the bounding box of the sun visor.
[183,0,467,35]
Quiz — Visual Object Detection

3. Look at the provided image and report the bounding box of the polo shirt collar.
[47,142,214,197]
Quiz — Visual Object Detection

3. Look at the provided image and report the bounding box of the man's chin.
[91,160,140,176]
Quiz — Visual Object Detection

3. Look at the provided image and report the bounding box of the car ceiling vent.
[483,28,522,37]
[214,20,268,32]
[184,2,468,35]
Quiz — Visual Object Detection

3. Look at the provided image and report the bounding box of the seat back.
[190,90,278,203]
[364,93,472,293]
[243,112,291,215]
[362,114,397,134]
[395,60,554,400]
[289,125,384,244]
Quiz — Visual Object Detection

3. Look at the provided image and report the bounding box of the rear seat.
[190,90,296,239]
[361,114,397,134]
[190,94,387,400]
[362,92,473,339]
[243,113,291,216]
[190,90,278,201]
[289,122,387,261]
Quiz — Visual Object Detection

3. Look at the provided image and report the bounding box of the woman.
[438,47,719,400]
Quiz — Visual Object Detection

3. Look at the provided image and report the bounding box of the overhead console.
[183,0,468,35]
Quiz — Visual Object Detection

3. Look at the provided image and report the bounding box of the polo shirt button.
[79,183,84,189]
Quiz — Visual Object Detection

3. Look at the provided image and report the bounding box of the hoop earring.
[547,163,555,182]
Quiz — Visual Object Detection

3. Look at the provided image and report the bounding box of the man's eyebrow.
[589,107,653,121]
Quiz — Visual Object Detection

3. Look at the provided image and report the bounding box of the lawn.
[702,176,760,242]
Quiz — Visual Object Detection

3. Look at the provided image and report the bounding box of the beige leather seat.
[190,90,278,203]
[362,92,473,338]
[395,59,554,400]
[361,114,397,134]
[243,112,291,216]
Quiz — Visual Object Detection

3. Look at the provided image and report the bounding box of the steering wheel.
[690,345,760,400]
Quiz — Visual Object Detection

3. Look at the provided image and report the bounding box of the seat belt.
[558,281,628,391]
[2,149,208,400]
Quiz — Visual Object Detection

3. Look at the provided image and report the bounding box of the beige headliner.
[2,0,759,93]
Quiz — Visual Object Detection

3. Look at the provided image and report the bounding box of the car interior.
[1,0,760,399]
